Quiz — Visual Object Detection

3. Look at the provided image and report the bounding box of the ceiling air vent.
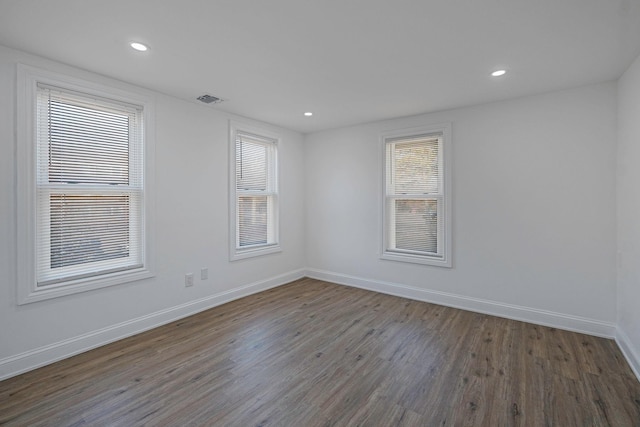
[197,94,223,104]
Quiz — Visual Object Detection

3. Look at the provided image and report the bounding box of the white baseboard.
[0,269,305,381]
[615,327,640,382]
[2,267,625,383]
[305,268,617,339]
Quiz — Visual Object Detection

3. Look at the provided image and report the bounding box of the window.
[229,121,280,260]
[17,65,155,304]
[381,124,452,267]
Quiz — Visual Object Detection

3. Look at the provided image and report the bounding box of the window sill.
[18,268,154,305]
[381,250,452,268]
[231,244,282,261]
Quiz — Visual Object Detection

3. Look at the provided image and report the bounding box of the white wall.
[305,83,618,334]
[617,53,640,378]
[0,45,306,379]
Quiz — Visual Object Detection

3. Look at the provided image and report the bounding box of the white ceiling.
[1,0,640,134]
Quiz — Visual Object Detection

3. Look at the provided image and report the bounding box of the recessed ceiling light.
[491,69,507,77]
[130,42,148,52]
[304,112,313,117]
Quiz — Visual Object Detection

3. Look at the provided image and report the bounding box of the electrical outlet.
[185,273,194,287]
[201,268,208,280]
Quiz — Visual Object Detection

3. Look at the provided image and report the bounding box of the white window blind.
[385,133,444,259]
[36,84,144,286]
[235,132,277,249]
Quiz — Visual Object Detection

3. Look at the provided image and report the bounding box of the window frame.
[380,123,452,267]
[16,64,155,304]
[228,120,281,261]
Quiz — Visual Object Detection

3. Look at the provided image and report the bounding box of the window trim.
[228,120,281,261]
[380,123,452,267]
[16,64,155,304]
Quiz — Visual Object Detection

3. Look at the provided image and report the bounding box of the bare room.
[1,0,640,425]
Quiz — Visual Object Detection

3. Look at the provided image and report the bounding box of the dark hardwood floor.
[1,278,639,426]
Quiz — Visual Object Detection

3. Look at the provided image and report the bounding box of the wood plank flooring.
[1,278,639,426]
